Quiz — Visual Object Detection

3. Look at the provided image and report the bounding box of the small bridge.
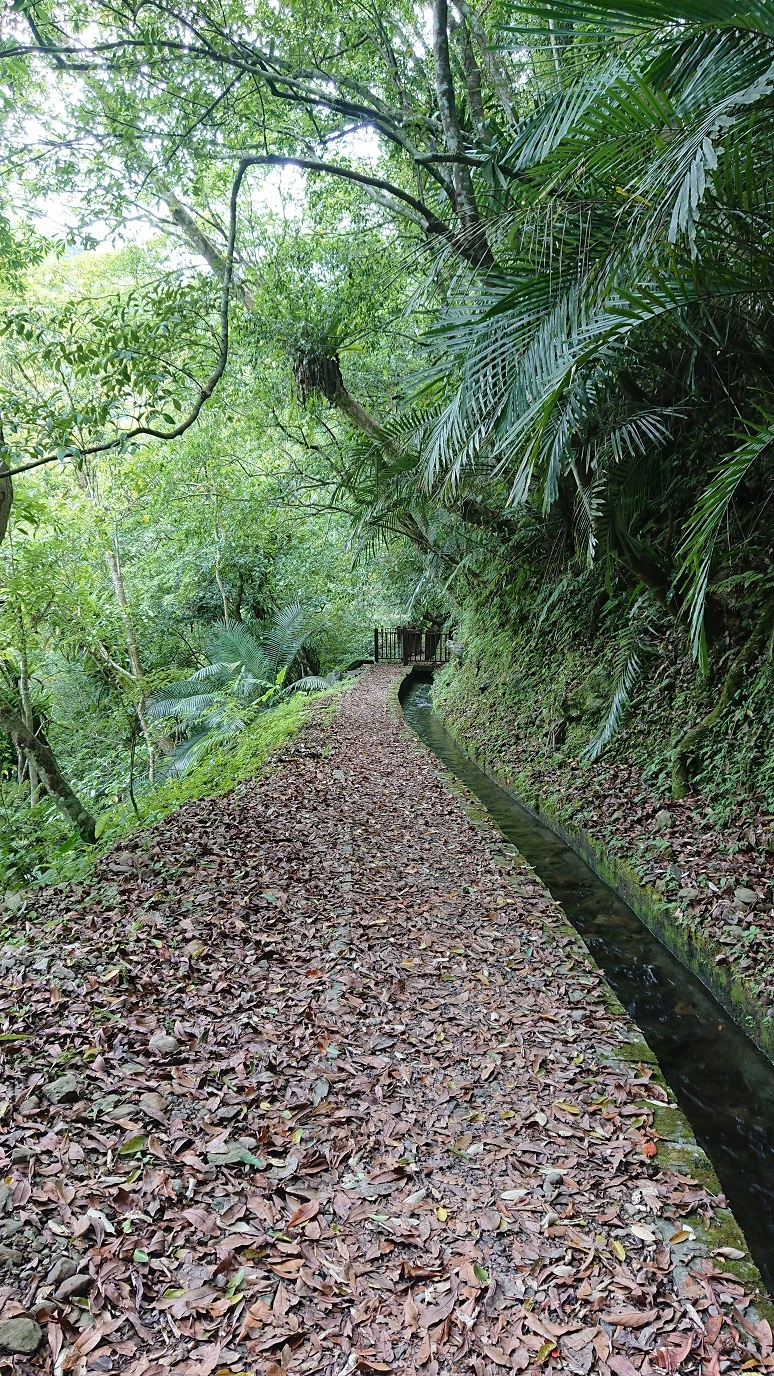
[374,627,450,666]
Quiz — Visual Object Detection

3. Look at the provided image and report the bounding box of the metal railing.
[374,627,450,665]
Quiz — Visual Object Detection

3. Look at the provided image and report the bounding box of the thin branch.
[239,154,453,239]
[4,158,252,480]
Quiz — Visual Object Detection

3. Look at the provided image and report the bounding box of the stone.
[140,1091,169,1115]
[0,1245,23,1268]
[44,1074,79,1104]
[678,886,699,901]
[46,1256,77,1287]
[105,1103,140,1121]
[0,1220,24,1239]
[54,1272,93,1303]
[148,1032,178,1057]
[734,886,757,908]
[653,809,672,831]
[32,1300,58,1319]
[3,891,25,914]
[0,1317,43,1355]
[11,1146,31,1164]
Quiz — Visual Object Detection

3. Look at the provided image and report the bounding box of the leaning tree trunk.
[0,700,96,843]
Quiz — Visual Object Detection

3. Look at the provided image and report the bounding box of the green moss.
[12,686,344,894]
[433,575,774,822]
[431,590,774,1062]
[401,667,770,1311]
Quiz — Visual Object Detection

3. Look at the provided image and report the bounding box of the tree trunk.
[153,177,257,311]
[0,460,12,548]
[331,388,401,456]
[0,700,96,843]
[214,550,230,626]
[457,20,487,134]
[103,537,157,782]
[432,0,495,269]
[76,468,157,781]
[17,644,39,805]
[452,0,517,130]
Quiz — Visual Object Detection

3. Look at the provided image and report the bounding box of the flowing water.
[401,673,774,1291]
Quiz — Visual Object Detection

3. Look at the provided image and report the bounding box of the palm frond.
[583,593,664,759]
[205,622,272,682]
[261,600,320,672]
[680,416,774,665]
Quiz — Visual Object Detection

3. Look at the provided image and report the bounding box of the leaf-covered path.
[0,666,769,1375]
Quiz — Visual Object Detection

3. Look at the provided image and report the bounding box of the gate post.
[374,628,379,663]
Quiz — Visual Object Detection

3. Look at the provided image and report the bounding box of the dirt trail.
[0,666,768,1375]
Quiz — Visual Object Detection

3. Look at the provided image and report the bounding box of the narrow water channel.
[401,673,774,1292]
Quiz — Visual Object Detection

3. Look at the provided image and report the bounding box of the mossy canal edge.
[391,667,770,1311]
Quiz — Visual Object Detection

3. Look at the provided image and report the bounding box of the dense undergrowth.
[0,687,333,894]
[436,569,774,828]
[433,575,774,1044]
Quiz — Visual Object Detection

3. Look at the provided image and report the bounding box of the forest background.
[1,0,773,892]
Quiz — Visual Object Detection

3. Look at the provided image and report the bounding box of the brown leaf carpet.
[0,665,768,1375]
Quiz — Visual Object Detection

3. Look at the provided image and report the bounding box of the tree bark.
[457,20,487,134]
[432,0,495,269]
[17,642,39,805]
[452,0,517,130]
[153,177,257,312]
[330,389,401,457]
[0,699,96,843]
[103,536,156,781]
[0,460,11,548]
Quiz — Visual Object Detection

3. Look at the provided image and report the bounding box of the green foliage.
[147,603,324,775]
[0,688,318,893]
[415,0,774,661]
[435,557,774,822]
[2,0,774,885]
[0,273,221,470]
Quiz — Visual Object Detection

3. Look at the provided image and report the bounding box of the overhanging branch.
[3,157,252,481]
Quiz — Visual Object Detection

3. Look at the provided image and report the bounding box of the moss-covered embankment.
[432,602,774,1063]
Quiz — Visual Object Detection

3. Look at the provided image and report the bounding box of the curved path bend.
[0,666,768,1375]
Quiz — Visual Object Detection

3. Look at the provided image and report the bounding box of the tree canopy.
[1,0,774,882]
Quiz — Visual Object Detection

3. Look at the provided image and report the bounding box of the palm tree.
[147,602,329,775]
[420,0,774,661]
